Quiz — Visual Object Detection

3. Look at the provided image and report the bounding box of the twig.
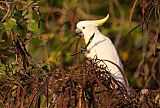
[1,1,10,22]
[125,23,141,37]
[71,33,95,56]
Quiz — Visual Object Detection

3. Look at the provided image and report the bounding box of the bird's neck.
[84,30,101,45]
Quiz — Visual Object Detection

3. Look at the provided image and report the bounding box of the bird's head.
[76,14,109,38]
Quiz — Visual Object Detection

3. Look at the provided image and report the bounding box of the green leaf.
[26,19,35,31]
[27,0,33,6]
[26,19,39,32]
[8,18,17,27]
[0,40,5,43]
[65,52,72,62]
[22,9,28,16]
[24,13,32,19]
[0,64,6,74]
[2,18,17,36]
[27,25,34,31]
[26,19,35,23]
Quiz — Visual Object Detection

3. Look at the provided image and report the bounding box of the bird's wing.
[91,34,123,70]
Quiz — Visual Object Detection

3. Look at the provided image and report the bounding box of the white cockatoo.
[76,14,130,94]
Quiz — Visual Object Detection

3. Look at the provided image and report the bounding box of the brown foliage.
[0,36,159,107]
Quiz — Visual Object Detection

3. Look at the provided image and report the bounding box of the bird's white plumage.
[76,14,130,94]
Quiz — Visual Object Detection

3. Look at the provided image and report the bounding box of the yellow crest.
[96,14,109,26]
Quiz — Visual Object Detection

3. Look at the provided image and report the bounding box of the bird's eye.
[82,27,85,29]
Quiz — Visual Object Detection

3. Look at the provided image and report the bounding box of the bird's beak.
[76,28,84,36]
[96,14,109,26]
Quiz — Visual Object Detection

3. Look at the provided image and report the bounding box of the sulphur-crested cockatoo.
[76,14,130,94]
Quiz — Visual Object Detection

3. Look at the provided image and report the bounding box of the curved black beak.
[75,28,84,36]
